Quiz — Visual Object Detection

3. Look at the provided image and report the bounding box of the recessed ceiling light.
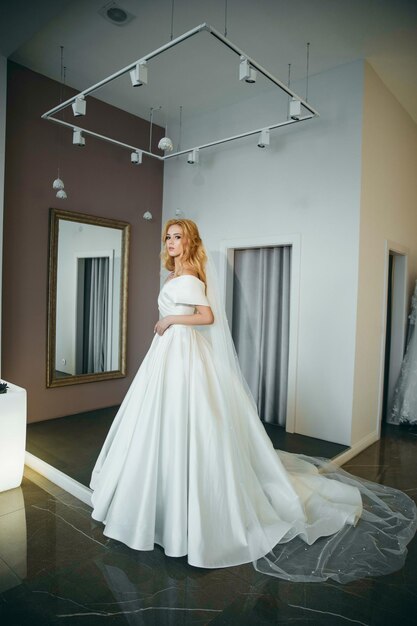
[98,2,136,27]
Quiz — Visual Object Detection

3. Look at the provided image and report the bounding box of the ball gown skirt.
[91,276,417,582]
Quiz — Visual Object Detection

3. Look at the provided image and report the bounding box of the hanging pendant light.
[158,136,173,152]
[52,176,64,190]
[52,167,66,198]
[51,47,68,199]
[158,118,174,152]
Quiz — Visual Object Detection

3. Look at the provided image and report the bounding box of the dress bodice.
[158,275,210,318]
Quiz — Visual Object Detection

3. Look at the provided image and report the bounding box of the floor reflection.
[0,487,26,591]
[0,425,415,625]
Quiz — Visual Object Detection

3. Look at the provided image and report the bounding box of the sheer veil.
[202,251,417,583]
[203,252,259,414]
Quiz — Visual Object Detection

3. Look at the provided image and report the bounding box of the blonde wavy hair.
[161,219,207,285]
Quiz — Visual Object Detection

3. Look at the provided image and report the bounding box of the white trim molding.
[331,430,380,467]
[25,452,93,506]
[376,240,409,437]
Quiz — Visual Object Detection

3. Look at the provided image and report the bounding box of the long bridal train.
[90,274,417,583]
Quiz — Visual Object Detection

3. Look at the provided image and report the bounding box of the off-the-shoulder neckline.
[163,274,205,287]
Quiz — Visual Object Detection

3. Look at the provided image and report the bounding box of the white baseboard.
[331,431,380,467]
[25,452,92,507]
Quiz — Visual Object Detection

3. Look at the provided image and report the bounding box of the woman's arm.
[154,305,214,336]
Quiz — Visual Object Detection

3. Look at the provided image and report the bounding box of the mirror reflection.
[47,209,130,387]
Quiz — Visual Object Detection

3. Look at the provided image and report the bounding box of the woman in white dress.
[91,219,416,583]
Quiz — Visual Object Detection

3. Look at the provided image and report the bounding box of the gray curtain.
[232,246,291,426]
[83,257,109,373]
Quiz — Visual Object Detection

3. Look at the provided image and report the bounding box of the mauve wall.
[2,62,164,423]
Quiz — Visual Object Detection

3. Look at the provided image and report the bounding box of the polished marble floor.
[1,425,416,625]
[26,408,348,487]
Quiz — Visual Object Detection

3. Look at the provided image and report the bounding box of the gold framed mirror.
[47,208,130,387]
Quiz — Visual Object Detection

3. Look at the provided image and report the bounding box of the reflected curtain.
[232,246,291,426]
[83,257,109,373]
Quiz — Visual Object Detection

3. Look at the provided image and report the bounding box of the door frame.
[377,240,409,436]
[219,234,301,433]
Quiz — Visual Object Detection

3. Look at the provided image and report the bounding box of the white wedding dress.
[91,275,416,582]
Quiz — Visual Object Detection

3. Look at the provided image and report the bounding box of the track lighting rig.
[42,23,319,165]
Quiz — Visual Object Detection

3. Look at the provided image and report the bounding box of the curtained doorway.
[232,246,291,427]
[382,249,408,423]
[75,256,111,375]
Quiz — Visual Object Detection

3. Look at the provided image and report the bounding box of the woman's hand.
[154,307,214,336]
[154,316,172,336]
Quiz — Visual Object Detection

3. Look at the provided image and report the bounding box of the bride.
[90,219,416,583]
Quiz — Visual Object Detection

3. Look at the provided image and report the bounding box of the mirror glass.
[47,208,130,387]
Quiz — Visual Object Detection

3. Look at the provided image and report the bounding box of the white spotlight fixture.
[143,211,153,220]
[239,56,256,83]
[257,129,270,148]
[187,148,199,164]
[129,61,148,87]
[131,150,143,164]
[56,189,67,199]
[289,98,302,120]
[72,129,85,147]
[72,95,86,116]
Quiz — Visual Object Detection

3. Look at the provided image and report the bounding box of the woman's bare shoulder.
[180,265,199,279]
[163,271,176,285]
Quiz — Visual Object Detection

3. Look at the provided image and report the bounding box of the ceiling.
[1,0,417,126]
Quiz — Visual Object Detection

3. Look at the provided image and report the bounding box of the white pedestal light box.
[0,381,27,492]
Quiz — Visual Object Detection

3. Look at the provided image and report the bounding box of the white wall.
[352,63,417,446]
[0,56,7,378]
[162,61,364,446]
